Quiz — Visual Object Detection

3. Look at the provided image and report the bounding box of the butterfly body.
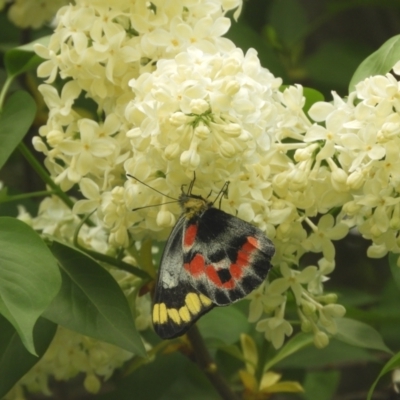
[152,189,275,340]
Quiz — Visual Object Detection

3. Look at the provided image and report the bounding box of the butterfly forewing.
[182,208,275,305]
[151,190,275,340]
[152,216,214,339]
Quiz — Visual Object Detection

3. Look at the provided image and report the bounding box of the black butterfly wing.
[152,216,214,340]
[182,208,275,306]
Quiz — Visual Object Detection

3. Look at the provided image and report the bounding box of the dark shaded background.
[1,0,400,399]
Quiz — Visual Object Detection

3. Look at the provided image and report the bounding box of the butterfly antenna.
[182,172,197,195]
[126,174,178,201]
[189,171,196,195]
[213,181,230,209]
[131,200,178,212]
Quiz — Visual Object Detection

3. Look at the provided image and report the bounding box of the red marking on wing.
[228,236,259,282]
[184,253,205,277]
[206,266,235,289]
[185,236,260,289]
[184,224,198,249]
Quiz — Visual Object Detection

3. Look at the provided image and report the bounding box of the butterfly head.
[178,193,212,220]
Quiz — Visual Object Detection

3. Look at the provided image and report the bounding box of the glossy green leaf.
[335,318,392,354]
[4,37,50,78]
[277,339,378,369]
[389,252,400,292]
[263,332,314,372]
[197,305,249,345]
[367,351,400,400]
[0,315,57,398]
[349,35,400,91]
[0,91,36,170]
[0,217,61,355]
[44,241,146,356]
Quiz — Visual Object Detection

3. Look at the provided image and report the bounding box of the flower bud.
[347,170,364,189]
[126,127,142,138]
[84,373,101,394]
[156,210,175,227]
[314,331,329,349]
[301,300,316,316]
[180,148,200,168]
[32,137,48,153]
[194,125,210,140]
[225,80,240,96]
[164,143,180,160]
[300,319,313,332]
[170,111,190,125]
[220,141,236,158]
[223,123,241,137]
[190,99,209,115]
[47,130,64,146]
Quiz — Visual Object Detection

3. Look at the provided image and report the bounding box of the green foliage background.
[1,0,400,399]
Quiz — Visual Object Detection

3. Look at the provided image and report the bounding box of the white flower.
[302,215,349,261]
[256,302,293,349]
[267,263,318,305]
[57,118,118,178]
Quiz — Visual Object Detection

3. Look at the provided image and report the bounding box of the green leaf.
[197,305,249,345]
[303,370,341,400]
[97,352,220,400]
[269,0,308,46]
[389,252,400,292]
[0,315,57,398]
[349,35,400,91]
[263,332,314,372]
[277,339,379,369]
[335,317,392,354]
[0,91,36,170]
[44,241,146,356]
[0,217,61,355]
[367,351,400,400]
[4,37,49,78]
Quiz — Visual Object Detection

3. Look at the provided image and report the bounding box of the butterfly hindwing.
[182,208,275,305]
[152,216,214,340]
[152,190,275,340]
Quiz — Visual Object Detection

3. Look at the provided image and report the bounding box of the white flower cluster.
[32,0,347,352]
[4,0,69,29]
[248,63,400,348]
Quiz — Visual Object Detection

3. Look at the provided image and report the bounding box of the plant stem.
[186,325,241,400]
[18,142,75,210]
[0,76,14,110]
[0,190,56,203]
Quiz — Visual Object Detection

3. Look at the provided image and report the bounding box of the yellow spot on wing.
[199,294,212,306]
[167,308,181,324]
[158,303,168,324]
[185,293,201,314]
[153,293,212,327]
[179,306,191,322]
[153,303,160,323]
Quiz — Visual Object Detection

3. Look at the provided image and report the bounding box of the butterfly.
[147,178,275,340]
